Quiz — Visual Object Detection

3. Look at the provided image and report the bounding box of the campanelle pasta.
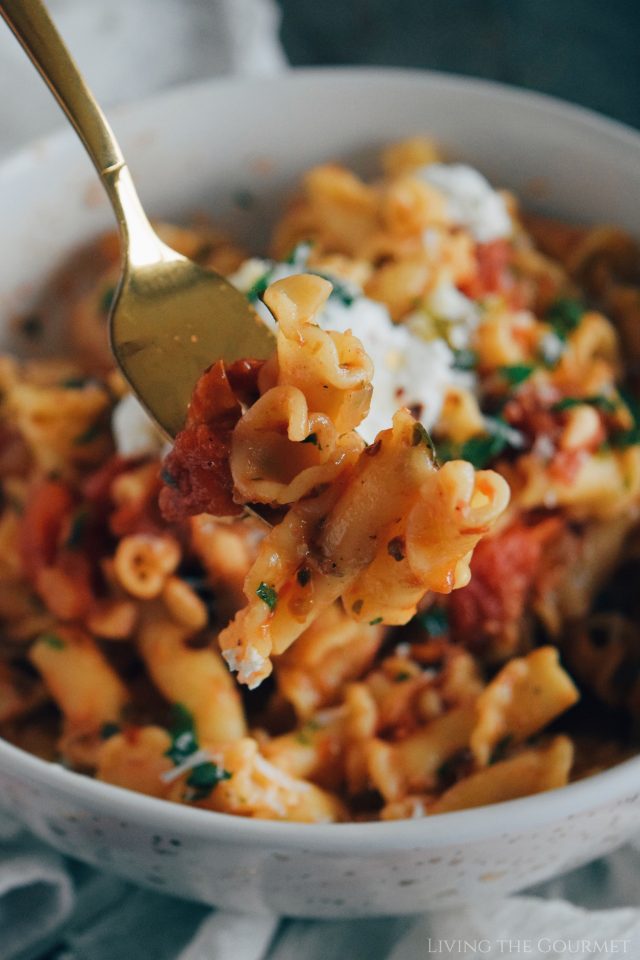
[1,138,640,823]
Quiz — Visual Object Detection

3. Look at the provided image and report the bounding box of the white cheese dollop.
[230,256,472,444]
[416,163,512,243]
[111,393,167,458]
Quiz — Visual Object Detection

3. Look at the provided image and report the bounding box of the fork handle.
[0,0,161,263]
[0,0,124,176]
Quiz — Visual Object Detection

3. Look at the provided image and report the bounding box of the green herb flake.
[65,507,90,550]
[456,416,523,469]
[73,421,103,446]
[499,364,535,386]
[545,298,583,341]
[295,719,320,745]
[609,427,640,450]
[451,349,478,372]
[185,761,231,801]
[395,671,412,682]
[165,703,199,765]
[327,278,355,307]
[552,395,618,414]
[459,433,507,469]
[369,616,383,625]
[489,734,513,765]
[39,632,65,651]
[301,432,318,445]
[296,566,311,587]
[246,272,272,303]
[256,581,278,611]
[61,376,91,389]
[99,285,116,317]
[419,606,449,637]
[100,722,120,740]
[411,421,435,454]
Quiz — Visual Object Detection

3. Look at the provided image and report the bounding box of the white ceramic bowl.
[1,68,640,918]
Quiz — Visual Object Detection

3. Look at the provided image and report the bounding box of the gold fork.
[0,0,275,437]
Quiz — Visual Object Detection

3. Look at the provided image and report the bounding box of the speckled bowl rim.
[1,65,640,853]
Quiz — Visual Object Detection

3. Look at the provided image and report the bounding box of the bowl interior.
[1,68,640,850]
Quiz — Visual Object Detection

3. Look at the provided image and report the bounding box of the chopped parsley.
[489,734,513,765]
[453,416,523,469]
[295,719,320,746]
[499,364,535,385]
[165,703,199,765]
[296,566,311,587]
[65,507,90,550]
[61,376,92,389]
[369,616,383,625]
[325,276,356,307]
[451,348,478,372]
[246,271,272,303]
[457,431,508,469]
[545,298,583,341]
[165,703,231,801]
[39,632,65,650]
[185,762,231,801]
[301,432,318,445]
[418,606,449,637]
[73,421,103,446]
[552,395,618,414]
[256,581,278,611]
[609,427,640,450]
[100,722,120,740]
[411,421,435,455]
[395,671,412,682]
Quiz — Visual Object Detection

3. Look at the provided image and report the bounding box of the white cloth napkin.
[2,2,640,958]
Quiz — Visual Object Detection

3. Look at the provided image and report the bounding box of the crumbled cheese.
[221,647,240,673]
[533,435,556,462]
[539,331,565,366]
[230,255,473,443]
[111,393,166,458]
[159,748,223,784]
[253,754,311,792]
[416,163,512,243]
[222,643,267,688]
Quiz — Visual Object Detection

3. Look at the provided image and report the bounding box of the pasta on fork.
[160,273,510,688]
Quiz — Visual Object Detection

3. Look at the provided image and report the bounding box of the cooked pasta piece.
[29,626,128,738]
[136,611,246,743]
[428,736,574,814]
[470,647,579,766]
